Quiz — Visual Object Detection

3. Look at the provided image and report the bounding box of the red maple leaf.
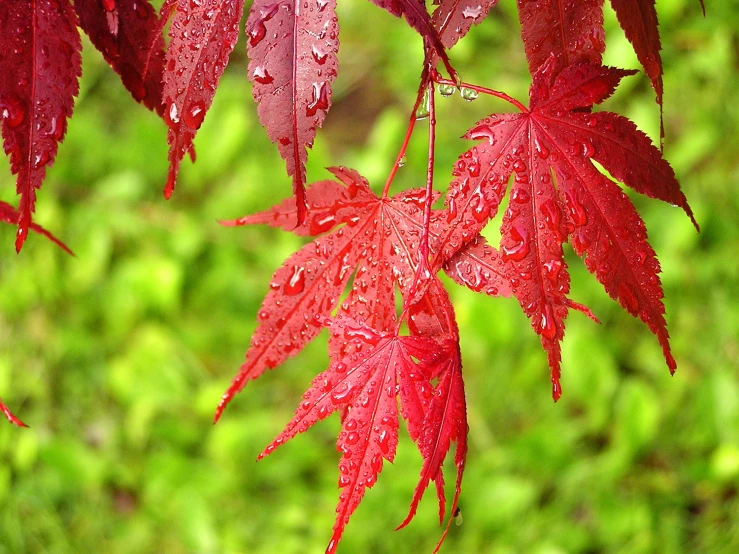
[516,0,605,76]
[0,0,81,252]
[246,0,339,226]
[219,168,470,552]
[443,59,697,400]
[161,0,245,198]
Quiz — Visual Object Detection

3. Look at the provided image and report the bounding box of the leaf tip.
[14,225,28,253]
[552,380,562,402]
[164,172,175,199]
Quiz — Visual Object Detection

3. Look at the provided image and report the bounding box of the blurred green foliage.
[1,1,737,552]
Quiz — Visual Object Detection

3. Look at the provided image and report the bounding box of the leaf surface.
[516,0,605,75]
[259,319,439,554]
[74,0,167,115]
[246,0,340,225]
[0,0,81,251]
[162,0,245,198]
[432,0,498,49]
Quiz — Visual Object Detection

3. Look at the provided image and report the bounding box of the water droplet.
[184,101,206,129]
[32,151,50,170]
[306,82,329,116]
[317,0,329,12]
[512,159,527,173]
[438,83,455,97]
[564,190,588,226]
[283,265,306,295]
[331,381,354,403]
[471,193,489,222]
[1,97,25,128]
[346,431,359,445]
[539,199,561,232]
[311,45,328,65]
[134,1,150,19]
[343,325,380,345]
[398,155,406,167]
[461,87,479,101]
[543,259,563,285]
[310,213,336,234]
[253,65,273,84]
[540,303,557,340]
[502,225,530,261]
[511,187,530,204]
[168,102,180,124]
[467,124,498,145]
[248,4,279,47]
[534,138,550,159]
[581,141,595,158]
[462,5,482,19]
[377,429,390,454]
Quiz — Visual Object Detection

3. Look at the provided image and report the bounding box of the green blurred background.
[1,1,737,552]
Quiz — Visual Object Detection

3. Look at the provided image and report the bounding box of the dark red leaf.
[0,0,81,252]
[74,0,166,115]
[516,0,605,76]
[246,0,340,225]
[453,62,695,398]
[610,0,663,106]
[162,0,245,199]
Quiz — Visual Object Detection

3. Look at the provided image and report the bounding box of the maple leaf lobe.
[0,0,82,251]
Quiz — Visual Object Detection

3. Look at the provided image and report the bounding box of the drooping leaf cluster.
[0,1,700,552]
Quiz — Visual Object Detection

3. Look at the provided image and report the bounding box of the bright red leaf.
[216,167,433,421]
[0,0,81,252]
[259,318,441,554]
[219,168,473,551]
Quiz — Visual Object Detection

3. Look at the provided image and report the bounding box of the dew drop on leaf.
[283,265,306,295]
[540,303,557,340]
[184,101,206,129]
[502,225,530,261]
[253,65,274,84]
[306,82,329,116]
